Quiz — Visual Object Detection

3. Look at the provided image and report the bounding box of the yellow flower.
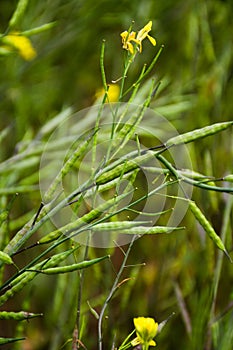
[95,84,120,102]
[131,317,158,348]
[136,21,156,52]
[2,32,37,61]
[120,30,140,55]
[120,21,156,55]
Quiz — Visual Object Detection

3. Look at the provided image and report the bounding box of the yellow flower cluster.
[121,21,156,55]
[2,32,37,61]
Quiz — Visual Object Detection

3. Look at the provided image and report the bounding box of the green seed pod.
[96,150,156,185]
[38,229,61,244]
[94,172,134,193]
[223,175,233,182]
[87,300,99,320]
[46,247,80,266]
[40,255,109,274]
[166,121,233,147]
[0,337,25,345]
[10,247,80,288]
[0,210,8,224]
[92,221,149,231]
[0,251,14,265]
[112,102,147,152]
[22,22,57,37]
[189,200,231,260]
[119,226,185,235]
[44,130,97,202]
[0,311,42,320]
[40,191,131,243]
[0,271,38,306]
[9,0,29,28]
[0,246,80,305]
[96,160,135,185]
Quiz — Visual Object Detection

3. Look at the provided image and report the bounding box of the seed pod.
[43,246,81,268]
[118,226,185,235]
[0,251,14,265]
[44,130,97,202]
[0,271,38,306]
[9,0,29,28]
[9,246,80,288]
[223,175,233,182]
[39,191,131,243]
[96,150,156,185]
[0,247,80,306]
[166,121,233,147]
[0,337,25,345]
[111,102,147,152]
[93,171,134,193]
[87,300,99,319]
[0,311,42,320]
[0,210,8,224]
[189,200,231,261]
[40,255,109,274]
[92,221,149,231]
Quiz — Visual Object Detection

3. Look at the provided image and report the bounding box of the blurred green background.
[0,0,233,349]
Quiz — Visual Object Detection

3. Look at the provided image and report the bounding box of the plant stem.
[205,195,233,349]
[98,236,136,350]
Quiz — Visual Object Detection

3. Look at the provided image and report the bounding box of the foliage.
[0,1,233,349]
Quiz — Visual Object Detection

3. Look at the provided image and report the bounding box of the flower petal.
[149,339,156,346]
[3,33,36,61]
[127,42,135,55]
[137,21,153,41]
[134,317,158,340]
[144,21,153,32]
[131,337,141,346]
[147,34,156,46]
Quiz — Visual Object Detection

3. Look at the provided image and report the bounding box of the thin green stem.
[205,196,233,349]
[100,40,108,91]
[118,329,136,350]
[119,53,135,101]
[98,236,136,350]
[122,45,164,97]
